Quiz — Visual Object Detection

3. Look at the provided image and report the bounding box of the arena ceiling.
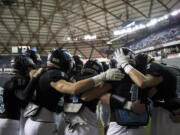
[0,0,179,58]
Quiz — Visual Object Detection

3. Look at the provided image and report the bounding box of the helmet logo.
[52,58,60,63]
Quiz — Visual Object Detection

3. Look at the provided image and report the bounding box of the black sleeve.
[110,94,127,109]
[138,88,151,104]
[14,77,38,101]
[146,63,162,77]
[50,71,69,82]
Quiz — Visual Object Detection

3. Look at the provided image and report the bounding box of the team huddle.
[0,47,180,135]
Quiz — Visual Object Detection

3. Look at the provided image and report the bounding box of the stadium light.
[171,10,179,16]
[125,21,135,27]
[113,8,180,36]
[146,19,158,27]
[163,15,169,19]
[139,24,146,29]
[84,35,90,40]
[107,41,112,44]
[66,37,71,40]
[91,35,96,39]
[126,27,132,33]
[113,30,121,36]
[121,29,126,34]
[158,15,169,22]
[112,8,180,41]
[84,34,97,40]
[113,29,127,36]
[133,25,140,31]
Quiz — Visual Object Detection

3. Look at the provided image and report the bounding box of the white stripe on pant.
[24,118,57,135]
[24,107,57,135]
[107,122,146,135]
[20,109,27,135]
[0,118,20,135]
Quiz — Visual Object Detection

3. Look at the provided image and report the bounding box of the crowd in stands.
[146,45,180,59]
[127,25,180,50]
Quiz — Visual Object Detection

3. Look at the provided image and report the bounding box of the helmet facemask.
[82,59,104,76]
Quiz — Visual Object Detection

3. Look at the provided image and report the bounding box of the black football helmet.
[13,55,36,74]
[101,61,109,71]
[73,55,83,74]
[82,59,104,75]
[121,47,135,59]
[109,59,117,68]
[135,53,154,73]
[25,50,42,67]
[47,48,75,73]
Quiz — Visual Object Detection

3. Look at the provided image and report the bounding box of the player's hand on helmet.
[113,48,129,68]
[103,68,125,81]
[29,68,44,79]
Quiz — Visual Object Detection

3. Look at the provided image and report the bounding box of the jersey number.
[0,87,5,113]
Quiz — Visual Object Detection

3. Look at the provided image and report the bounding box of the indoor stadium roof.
[0,0,179,58]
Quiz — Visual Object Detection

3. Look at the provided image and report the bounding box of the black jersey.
[110,75,132,100]
[146,62,177,101]
[65,74,99,113]
[108,71,150,125]
[78,74,99,113]
[0,73,31,120]
[35,67,69,113]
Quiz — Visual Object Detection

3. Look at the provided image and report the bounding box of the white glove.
[92,68,125,86]
[113,48,129,68]
[104,68,125,80]
[113,48,134,74]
